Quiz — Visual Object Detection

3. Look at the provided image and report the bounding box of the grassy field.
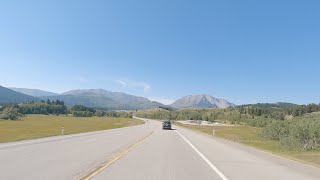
[0,114,144,143]
[175,122,320,166]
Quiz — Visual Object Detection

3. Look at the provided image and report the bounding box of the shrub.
[105,111,132,118]
[0,106,20,120]
[280,136,301,150]
[262,121,289,141]
[95,110,106,117]
[71,105,95,113]
[288,119,320,150]
[72,111,94,117]
[245,117,273,127]
[263,118,320,150]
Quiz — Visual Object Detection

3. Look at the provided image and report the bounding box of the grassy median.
[175,122,320,166]
[0,114,144,143]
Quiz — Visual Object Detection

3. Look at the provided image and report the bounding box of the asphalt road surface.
[0,117,319,180]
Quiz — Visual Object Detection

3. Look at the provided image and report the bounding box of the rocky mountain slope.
[170,94,234,109]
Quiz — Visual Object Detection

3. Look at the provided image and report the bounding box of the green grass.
[175,122,320,167]
[0,114,144,143]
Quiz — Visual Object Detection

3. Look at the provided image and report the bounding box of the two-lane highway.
[92,122,222,180]
[0,118,320,180]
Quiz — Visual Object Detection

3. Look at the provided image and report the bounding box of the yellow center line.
[77,129,156,180]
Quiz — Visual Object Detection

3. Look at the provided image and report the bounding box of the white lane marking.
[175,130,229,180]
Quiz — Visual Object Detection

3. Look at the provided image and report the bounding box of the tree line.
[0,101,132,120]
[136,108,243,123]
[0,100,68,119]
[70,105,132,118]
[238,103,320,120]
[19,100,68,115]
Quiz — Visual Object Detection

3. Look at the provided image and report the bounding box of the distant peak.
[170,94,233,109]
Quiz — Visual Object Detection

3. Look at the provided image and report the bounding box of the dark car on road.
[162,120,171,130]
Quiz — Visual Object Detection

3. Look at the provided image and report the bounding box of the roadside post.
[61,126,65,135]
[212,129,215,136]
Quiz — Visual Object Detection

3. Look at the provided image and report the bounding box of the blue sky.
[0,0,320,105]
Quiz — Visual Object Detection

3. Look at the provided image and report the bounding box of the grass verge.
[0,114,144,143]
[175,122,320,166]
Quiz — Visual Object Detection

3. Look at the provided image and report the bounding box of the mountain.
[61,89,150,106]
[9,87,58,97]
[41,89,164,110]
[42,93,132,110]
[0,86,39,105]
[170,94,234,109]
[135,101,166,110]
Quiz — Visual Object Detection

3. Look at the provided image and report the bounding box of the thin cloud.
[116,79,151,93]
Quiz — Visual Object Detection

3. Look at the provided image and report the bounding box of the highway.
[0,117,319,180]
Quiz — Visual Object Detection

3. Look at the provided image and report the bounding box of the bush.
[280,136,301,150]
[0,106,20,120]
[72,111,94,117]
[105,111,132,118]
[262,121,289,141]
[288,119,320,150]
[71,105,95,113]
[71,105,96,117]
[245,117,274,127]
[95,110,106,117]
[263,118,320,150]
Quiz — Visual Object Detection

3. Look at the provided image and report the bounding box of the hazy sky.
[1,0,320,105]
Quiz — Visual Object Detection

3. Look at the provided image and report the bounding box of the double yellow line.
[77,130,155,180]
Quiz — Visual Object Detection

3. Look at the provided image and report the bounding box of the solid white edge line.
[175,130,229,180]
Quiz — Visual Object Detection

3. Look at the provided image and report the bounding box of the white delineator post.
[61,126,65,135]
[212,129,215,136]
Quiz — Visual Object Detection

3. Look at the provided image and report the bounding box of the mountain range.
[43,89,162,110]
[9,87,58,97]
[61,89,150,106]
[1,86,234,110]
[0,86,39,104]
